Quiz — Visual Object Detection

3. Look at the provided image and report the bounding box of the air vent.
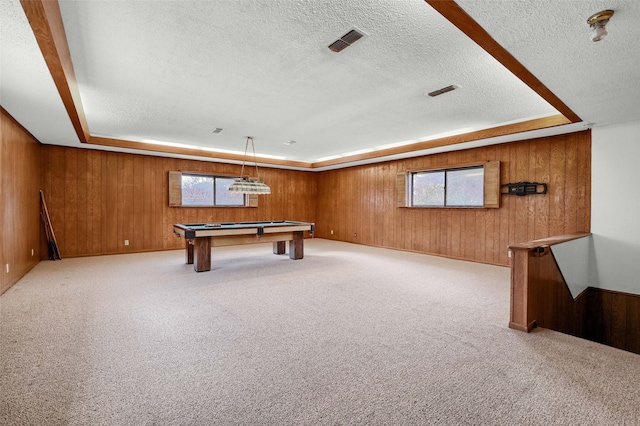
[328,39,350,53]
[427,85,459,97]
[328,28,366,53]
[341,29,363,45]
[211,128,223,134]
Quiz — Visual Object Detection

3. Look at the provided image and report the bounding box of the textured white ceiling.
[456,0,640,129]
[0,0,78,146]
[1,0,638,167]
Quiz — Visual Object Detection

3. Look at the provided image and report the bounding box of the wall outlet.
[5,264,9,273]
[508,250,512,258]
[124,240,130,246]
[331,230,333,235]
[354,233,357,237]
[31,248,34,256]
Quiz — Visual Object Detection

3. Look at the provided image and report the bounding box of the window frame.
[410,169,446,207]
[398,161,500,209]
[181,173,245,207]
[168,171,258,208]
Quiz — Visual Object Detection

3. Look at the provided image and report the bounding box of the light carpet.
[1,239,638,425]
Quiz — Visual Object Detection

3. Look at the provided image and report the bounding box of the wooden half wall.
[317,131,591,266]
[509,233,640,355]
[40,145,318,258]
[1,109,42,295]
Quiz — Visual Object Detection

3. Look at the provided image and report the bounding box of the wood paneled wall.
[586,289,640,354]
[13,127,591,268]
[40,146,317,258]
[1,109,42,295]
[317,131,591,266]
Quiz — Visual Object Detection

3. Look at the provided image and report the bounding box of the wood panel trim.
[484,160,500,208]
[396,172,408,207]
[177,170,239,178]
[425,0,581,123]
[90,136,313,169]
[20,0,90,143]
[405,160,492,173]
[168,171,182,207]
[312,115,571,168]
[509,232,591,250]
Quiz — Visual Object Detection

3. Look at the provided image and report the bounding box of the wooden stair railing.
[509,233,590,333]
[508,232,640,355]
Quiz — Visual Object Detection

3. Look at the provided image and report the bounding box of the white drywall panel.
[550,236,592,299]
[591,121,640,294]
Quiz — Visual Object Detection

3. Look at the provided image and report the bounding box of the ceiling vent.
[328,28,366,53]
[427,85,460,97]
[211,128,223,134]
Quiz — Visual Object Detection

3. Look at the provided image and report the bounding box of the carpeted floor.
[1,239,639,425]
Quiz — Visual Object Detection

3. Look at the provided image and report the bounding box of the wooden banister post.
[509,247,537,332]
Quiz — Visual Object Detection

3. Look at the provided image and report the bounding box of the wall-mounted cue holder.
[501,182,548,196]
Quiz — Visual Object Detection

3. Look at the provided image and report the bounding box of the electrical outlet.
[331,230,333,235]
[124,240,129,246]
[5,264,9,273]
[354,233,357,237]
[508,250,512,258]
[31,248,34,256]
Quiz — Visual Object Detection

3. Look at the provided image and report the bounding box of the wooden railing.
[509,233,590,333]
[509,233,640,355]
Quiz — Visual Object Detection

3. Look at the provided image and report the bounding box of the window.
[169,171,256,207]
[400,162,500,209]
[412,170,445,206]
[444,167,484,207]
[181,174,245,207]
[412,166,484,207]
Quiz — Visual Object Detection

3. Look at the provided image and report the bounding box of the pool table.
[173,221,315,272]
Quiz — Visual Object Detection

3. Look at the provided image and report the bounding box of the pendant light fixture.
[228,136,271,194]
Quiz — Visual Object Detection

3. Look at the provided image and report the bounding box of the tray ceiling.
[2,1,639,170]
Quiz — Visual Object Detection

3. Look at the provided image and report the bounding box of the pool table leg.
[289,231,304,259]
[185,239,194,264]
[193,237,211,272]
[273,241,286,255]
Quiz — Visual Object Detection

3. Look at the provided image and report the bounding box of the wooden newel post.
[509,246,537,332]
